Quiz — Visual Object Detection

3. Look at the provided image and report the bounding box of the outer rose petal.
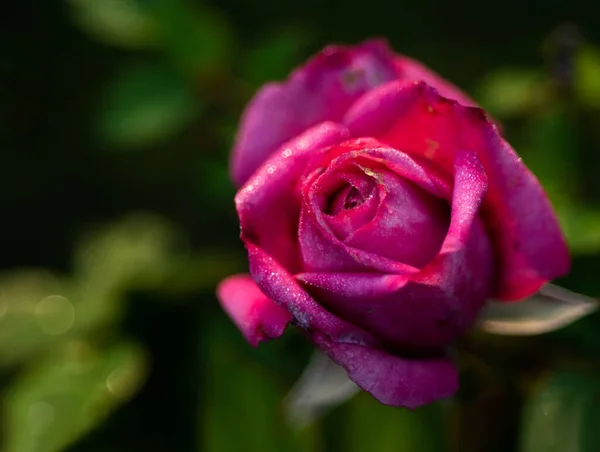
[230,39,399,186]
[395,55,478,108]
[217,274,292,346]
[344,81,570,300]
[230,39,477,187]
[247,243,379,347]
[236,122,349,273]
[313,332,458,409]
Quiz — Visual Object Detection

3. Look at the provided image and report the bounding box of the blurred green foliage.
[2,0,600,451]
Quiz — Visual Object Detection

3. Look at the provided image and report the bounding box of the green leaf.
[72,212,184,292]
[3,341,147,452]
[0,270,122,367]
[97,63,201,149]
[146,0,234,75]
[68,0,159,49]
[479,283,598,336]
[520,370,600,452]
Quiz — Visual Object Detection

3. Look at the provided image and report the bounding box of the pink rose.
[217,39,570,408]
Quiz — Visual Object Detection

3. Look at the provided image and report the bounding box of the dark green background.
[1,1,600,451]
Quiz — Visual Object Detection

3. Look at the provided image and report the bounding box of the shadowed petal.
[247,244,379,346]
[313,332,458,409]
[217,274,292,346]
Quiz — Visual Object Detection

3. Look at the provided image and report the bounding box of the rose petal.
[395,55,478,107]
[230,39,399,186]
[344,170,449,268]
[313,332,458,409]
[297,151,494,351]
[217,274,292,346]
[237,122,349,273]
[344,80,570,300]
[247,243,378,346]
[298,140,452,274]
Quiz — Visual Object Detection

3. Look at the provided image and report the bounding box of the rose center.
[322,167,449,268]
[343,186,365,210]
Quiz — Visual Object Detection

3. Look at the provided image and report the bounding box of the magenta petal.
[344,80,570,300]
[395,55,477,107]
[344,170,449,268]
[298,205,418,274]
[297,151,494,351]
[237,122,349,273]
[247,243,379,347]
[217,274,292,346]
[313,332,458,408]
[230,39,400,186]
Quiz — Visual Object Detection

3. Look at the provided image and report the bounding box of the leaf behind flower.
[477,283,598,336]
[284,350,359,428]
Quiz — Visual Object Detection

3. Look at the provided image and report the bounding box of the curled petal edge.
[217,274,292,346]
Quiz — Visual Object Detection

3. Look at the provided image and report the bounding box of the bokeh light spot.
[34,295,76,336]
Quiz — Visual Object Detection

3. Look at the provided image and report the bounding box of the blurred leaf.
[3,340,147,452]
[285,350,359,429]
[98,63,201,149]
[479,283,598,336]
[345,394,448,452]
[575,45,600,108]
[242,27,312,85]
[147,0,234,76]
[73,212,185,292]
[0,213,188,367]
[0,269,124,367]
[68,0,159,49]
[202,320,320,452]
[520,370,600,452]
[0,271,71,366]
[476,68,547,117]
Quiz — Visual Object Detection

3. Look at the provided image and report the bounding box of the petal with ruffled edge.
[217,274,292,346]
[313,332,458,409]
[395,55,478,108]
[230,39,399,186]
[298,151,494,352]
[344,81,569,300]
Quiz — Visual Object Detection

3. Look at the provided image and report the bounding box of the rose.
[217,39,569,408]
